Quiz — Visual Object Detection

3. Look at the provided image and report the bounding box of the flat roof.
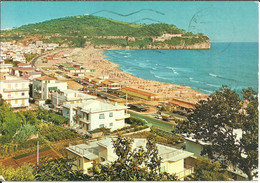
[36,76,55,81]
[122,87,157,97]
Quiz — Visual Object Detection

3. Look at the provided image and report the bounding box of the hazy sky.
[1,1,258,42]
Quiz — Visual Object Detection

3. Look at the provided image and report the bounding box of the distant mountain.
[1,15,210,49]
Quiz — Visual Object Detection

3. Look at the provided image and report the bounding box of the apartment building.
[62,100,129,130]
[51,89,96,107]
[0,74,30,108]
[66,138,195,180]
[32,76,67,100]
[0,61,12,73]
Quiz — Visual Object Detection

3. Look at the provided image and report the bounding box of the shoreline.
[99,47,209,103]
[35,46,209,104]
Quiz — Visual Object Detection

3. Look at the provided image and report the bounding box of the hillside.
[1,15,210,49]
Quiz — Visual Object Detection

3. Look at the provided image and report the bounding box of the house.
[169,99,195,110]
[0,74,30,108]
[0,61,12,73]
[17,62,31,68]
[101,80,122,90]
[32,76,67,100]
[66,138,195,179]
[122,87,159,101]
[51,89,96,108]
[62,100,129,131]
[182,130,252,181]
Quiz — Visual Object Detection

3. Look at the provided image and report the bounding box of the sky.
[1,1,258,42]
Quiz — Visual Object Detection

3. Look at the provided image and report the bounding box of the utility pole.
[37,141,39,166]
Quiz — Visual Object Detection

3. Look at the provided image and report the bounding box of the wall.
[89,109,125,131]
[185,141,203,156]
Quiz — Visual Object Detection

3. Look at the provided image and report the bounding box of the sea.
[104,42,258,95]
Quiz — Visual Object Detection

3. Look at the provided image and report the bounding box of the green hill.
[1,15,210,48]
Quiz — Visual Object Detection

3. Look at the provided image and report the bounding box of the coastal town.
[0,0,258,180]
[0,38,256,181]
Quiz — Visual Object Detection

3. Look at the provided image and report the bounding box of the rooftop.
[63,100,127,113]
[67,138,194,163]
[122,87,157,97]
[36,76,55,81]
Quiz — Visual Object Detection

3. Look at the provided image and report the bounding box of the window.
[8,94,11,97]
[160,166,165,173]
[109,112,113,117]
[99,124,104,128]
[78,159,81,167]
[99,113,105,119]
[109,123,113,127]
[100,157,105,162]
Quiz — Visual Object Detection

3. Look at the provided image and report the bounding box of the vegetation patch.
[13,146,50,160]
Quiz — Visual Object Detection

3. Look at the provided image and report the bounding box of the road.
[128,111,174,132]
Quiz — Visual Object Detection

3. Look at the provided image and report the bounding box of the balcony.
[4,88,29,92]
[124,113,130,118]
[5,96,29,100]
[79,118,90,124]
[175,165,194,179]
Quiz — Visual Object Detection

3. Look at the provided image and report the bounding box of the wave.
[166,66,179,75]
[154,75,172,80]
[190,79,200,83]
[150,70,172,80]
[209,73,218,78]
[206,83,221,88]
[200,88,213,94]
[209,73,239,83]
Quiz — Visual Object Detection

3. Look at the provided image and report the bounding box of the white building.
[51,89,96,107]
[32,76,67,100]
[66,138,195,179]
[0,61,12,73]
[0,74,30,108]
[62,100,129,131]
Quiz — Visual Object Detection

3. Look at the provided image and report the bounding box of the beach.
[35,45,209,104]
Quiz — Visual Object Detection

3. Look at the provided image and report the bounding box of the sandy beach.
[35,46,208,104]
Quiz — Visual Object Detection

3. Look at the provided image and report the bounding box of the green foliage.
[3,15,209,47]
[193,158,229,181]
[48,112,68,125]
[35,158,90,181]
[0,163,35,181]
[13,124,37,143]
[127,116,148,126]
[21,111,38,125]
[0,103,22,140]
[177,86,258,180]
[45,130,78,142]
[24,53,38,63]
[91,135,178,181]
[13,146,50,160]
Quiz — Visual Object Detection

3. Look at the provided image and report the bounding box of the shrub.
[13,124,37,143]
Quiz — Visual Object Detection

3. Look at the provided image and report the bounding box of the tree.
[0,102,22,141]
[0,163,35,181]
[192,158,229,181]
[91,135,177,181]
[236,87,258,180]
[34,158,90,181]
[175,86,258,180]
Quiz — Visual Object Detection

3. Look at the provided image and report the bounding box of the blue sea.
[104,42,258,94]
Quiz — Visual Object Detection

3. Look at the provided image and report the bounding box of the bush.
[127,116,147,126]
[45,130,78,142]
[13,124,37,143]
[48,113,68,125]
